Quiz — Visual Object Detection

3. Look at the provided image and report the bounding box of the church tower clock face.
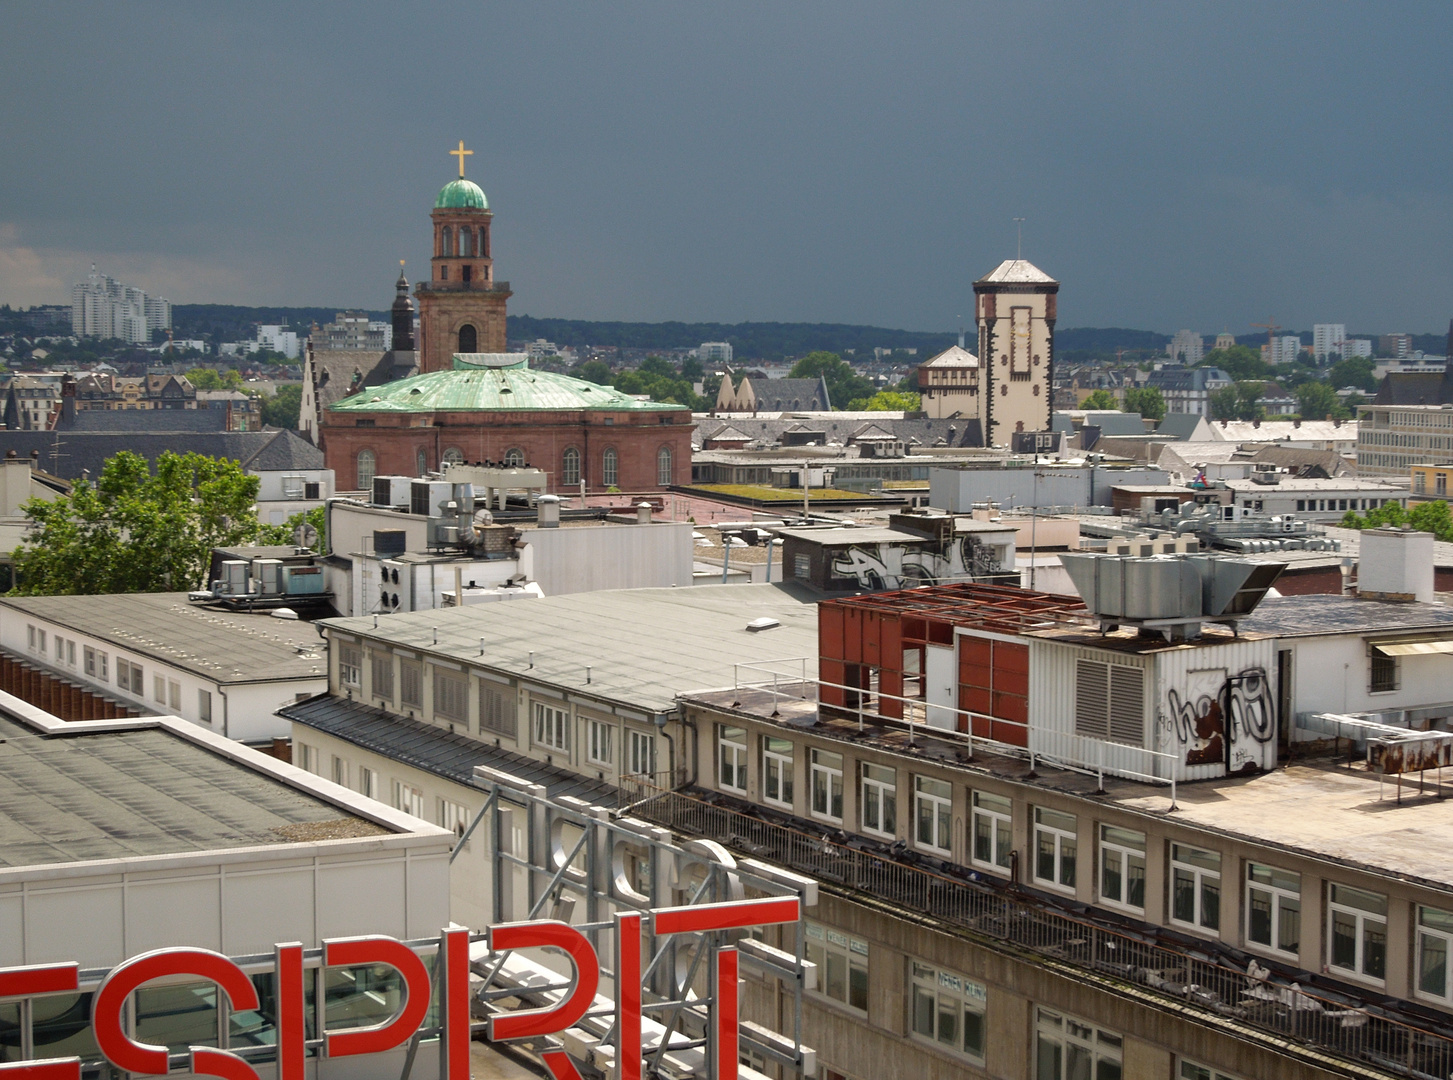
[415,141,511,371]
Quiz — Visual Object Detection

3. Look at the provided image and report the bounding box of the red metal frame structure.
[819,583,1091,741]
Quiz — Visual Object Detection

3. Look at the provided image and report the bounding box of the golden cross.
[450,140,473,179]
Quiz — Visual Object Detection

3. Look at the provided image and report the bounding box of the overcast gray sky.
[2,2,1450,334]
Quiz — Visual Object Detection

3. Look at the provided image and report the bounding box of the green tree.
[1327,356,1377,394]
[11,451,264,595]
[256,505,328,550]
[572,360,613,386]
[1233,381,1265,422]
[1122,386,1166,421]
[260,384,302,428]
[847,389,921,411]
[1209,385,1239,420]
[1080,389,1119,411]
[186,367,244,391]
[1296,381,1339,421]
[1201,345,1271,382]
[680,356,704,380]
[1341,499,1453,543]
[787,351,873,410]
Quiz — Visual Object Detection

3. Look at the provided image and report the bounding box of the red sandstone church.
[319,144,693,493]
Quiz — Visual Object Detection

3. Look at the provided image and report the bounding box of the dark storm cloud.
[2,1,1450,333]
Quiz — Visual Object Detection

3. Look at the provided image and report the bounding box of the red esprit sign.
[0,897,800,1080]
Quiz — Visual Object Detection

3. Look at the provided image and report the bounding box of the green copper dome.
[435,179,488,210]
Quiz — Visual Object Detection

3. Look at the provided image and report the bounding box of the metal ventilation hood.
[1059,552,1285,641]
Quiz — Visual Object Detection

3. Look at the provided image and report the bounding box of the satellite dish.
[294,522,320,549]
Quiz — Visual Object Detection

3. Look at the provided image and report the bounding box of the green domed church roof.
[328,356,689,414]
[435,179,488,210]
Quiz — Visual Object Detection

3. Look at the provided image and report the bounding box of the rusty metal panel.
[819,603,846,663]
[843,607,863,664]
[862,610,882,668]
[819,659,846,709]
[1370,734,1453,775]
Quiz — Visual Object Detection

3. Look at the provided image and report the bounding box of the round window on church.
[442,447,464,466]
[505,448,524,467]
[458,324,477,352]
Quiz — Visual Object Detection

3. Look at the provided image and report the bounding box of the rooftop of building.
[975,259,1057,285]
[1235,592,1453,638]
[918,345,980,368]
[320,582,822,717]
[0,706,389,870]
[0,430,319,482]
[328,355,687,415]
[435,178,488,210]
[281,694,616,804]
[0,592,327,684]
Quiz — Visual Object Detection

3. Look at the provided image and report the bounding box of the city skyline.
[1,3,1450,334]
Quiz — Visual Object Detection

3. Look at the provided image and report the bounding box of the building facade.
[1167,329,1204,365]
[70,266,170,344]
[1356,403,1453,476]
[974,260,1057,445]
[1313,323,1346,360]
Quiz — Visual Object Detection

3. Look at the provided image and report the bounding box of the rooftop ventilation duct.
[1059,552,1285,641]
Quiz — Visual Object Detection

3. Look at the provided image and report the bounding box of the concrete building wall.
[930,465,1170,512]
[519,521,694,594]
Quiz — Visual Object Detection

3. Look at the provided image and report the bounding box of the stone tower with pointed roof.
[973,259,1059,446]
[415,146,512,373]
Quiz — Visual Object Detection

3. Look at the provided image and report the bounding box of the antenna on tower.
[1013,217,1026,261]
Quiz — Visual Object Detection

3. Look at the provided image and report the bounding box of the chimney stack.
[1358,528,1434,603]
[537,494,560,528]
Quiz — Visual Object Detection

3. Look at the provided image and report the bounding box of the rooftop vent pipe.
[538,494,561,529]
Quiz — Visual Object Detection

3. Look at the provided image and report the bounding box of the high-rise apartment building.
[1313,323,1346,360]
[70,266,170,345]
[1381,333,1413,359]
[1269,335,1302,364]
[698,341,733,365]
[1166,329,1203,365]
[310,311,392,352]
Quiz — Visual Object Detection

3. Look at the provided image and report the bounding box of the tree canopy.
[186,367,245,391]
[1340,499,1453,543]
[1210,381,1265,422]
[1200,345,1271,382]
[1080,389,1118,411]
[1123,386,1166,421]
[11,451,265,595]
[1295,381,1343,421]
[260,384,302,428]
[848,389,920,412]
[788,351,874,410]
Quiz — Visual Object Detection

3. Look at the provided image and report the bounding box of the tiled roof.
[975,259,1057,284]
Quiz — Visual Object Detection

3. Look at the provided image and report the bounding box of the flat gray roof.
[0,593,327,684]
[322,582,821,716]
[0,711,385,868]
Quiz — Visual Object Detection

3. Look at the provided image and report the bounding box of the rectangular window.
[718,726,748,793]
[762,737,794,808]
[65,640,75,666]
[36,628,46,654]
[84,645,96,676]
[400,660,423,708]
[371,652,394,702]
[910,960,986,1061]
[1034,807,1077,890]
[479,679,516,737]
[1099,825,1146,912]
[1035,1007,1121,1080]
[1370,650,1398,693]
[1329,883,1387,982]
[1418,906,1453,1003]
[1074,659,1144,745]
[433,669,467,721]
[153,674,166,703]
[1179,1061,1244,1080]
[860,763,897,838]
[805,923,868,1014]
[915,776,952,855]
[98,651,108,680]
[810,748,844,822]
[339,643,362,689]
[1171,843,1222,932]
[116,660,143,695]
[971,790,1012,871]
[331,755,346,786]
[1246,864,1300,956]
[198,689,212,723]
[27,625,34,651]
[357,766,378,800]
[439,799,470,842]
[533,701,570,753]
[168,680,180,710]
[627,730,655,776]
[297,743,318,773]
[587,719,614,766]
[392,780,425,819]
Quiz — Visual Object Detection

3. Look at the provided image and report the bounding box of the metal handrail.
[620,779,1453,1080]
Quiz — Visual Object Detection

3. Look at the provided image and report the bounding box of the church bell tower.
[415,141,512,372]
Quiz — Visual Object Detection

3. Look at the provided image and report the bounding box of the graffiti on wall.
[831,537,1001,591]
[1162,667,1274,771]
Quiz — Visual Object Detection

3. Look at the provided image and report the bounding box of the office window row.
[361,649,519,738]
[712,727,1439,996]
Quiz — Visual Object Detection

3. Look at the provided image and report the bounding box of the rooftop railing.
[622,779,1453,1080]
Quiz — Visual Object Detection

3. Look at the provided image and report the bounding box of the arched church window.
[562,447,581,486]
[416,448,428,475]
[356,450,376,489]
[458,324,477,352]
[460,229,474,257]
[439,226,452,258]
[442,447,464,466]
[602,448,618,488]
[657,446,673,487]
[480,227,489,258]
[504,448,524,467]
